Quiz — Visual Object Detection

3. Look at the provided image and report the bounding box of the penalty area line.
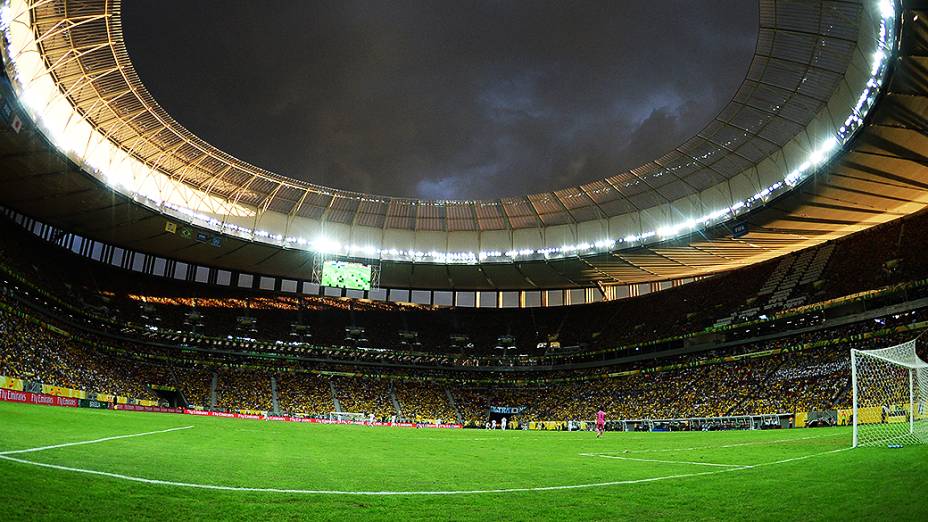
[0,426,194,456]
[0,446,849,496]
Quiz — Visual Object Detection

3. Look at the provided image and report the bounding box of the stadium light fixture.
[879,0,895,19]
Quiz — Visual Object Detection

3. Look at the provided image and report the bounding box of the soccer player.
[501,417,507,431]
[491,419,497,430]
[596,409,606,438]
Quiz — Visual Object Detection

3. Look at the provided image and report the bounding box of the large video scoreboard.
[320,260,372,291]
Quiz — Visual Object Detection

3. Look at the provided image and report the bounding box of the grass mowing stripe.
[579,453,750,468]
[0,426,194,456]
[0,446,848,496]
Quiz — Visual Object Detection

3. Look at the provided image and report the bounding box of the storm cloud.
[123,1,757,200]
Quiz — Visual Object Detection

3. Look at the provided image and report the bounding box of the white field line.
[750,447,851,468]
[591,432,847,455]
[0,426,194,456]
[0,445,850,496]
[578,453,749,468]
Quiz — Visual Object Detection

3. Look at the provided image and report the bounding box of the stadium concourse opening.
[2,0,928,519]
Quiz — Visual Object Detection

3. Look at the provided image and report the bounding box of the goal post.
[851,339,928,447]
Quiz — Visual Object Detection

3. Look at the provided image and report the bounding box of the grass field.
[1,402,926,520]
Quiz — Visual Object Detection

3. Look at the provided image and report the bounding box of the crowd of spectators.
[215,369,273,412]
[171,367,213,408]
[0,297,922,422]
[0,308,161,401]
[4,208,928,423]
[276,373,335,416]
[394,381,458,423]
[332,377,395,419]
[738,350,849,415]
[443,329,920,425]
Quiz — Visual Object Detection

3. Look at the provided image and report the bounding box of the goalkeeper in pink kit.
[596,409,606,438]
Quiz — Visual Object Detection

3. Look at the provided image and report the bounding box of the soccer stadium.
[0,0,927,519]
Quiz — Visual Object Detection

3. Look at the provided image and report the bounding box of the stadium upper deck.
[0,0,924,291]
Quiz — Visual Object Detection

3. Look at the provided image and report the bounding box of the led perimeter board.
[321,260,372,291]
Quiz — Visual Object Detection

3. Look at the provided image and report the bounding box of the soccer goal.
[330,412,369,422]
[851,339,928,447]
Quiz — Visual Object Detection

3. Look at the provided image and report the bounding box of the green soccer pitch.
[1,402,926,520]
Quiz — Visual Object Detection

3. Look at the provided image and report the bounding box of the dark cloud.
[123,1,757,200]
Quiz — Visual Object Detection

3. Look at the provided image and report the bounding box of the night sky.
[122,1,757,200]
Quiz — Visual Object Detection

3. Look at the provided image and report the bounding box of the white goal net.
[851,340,928,447]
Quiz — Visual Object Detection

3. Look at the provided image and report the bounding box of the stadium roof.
[24,0,862,228]
[0,0,925,290]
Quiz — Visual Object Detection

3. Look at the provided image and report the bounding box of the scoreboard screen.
[321,260,372,291]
